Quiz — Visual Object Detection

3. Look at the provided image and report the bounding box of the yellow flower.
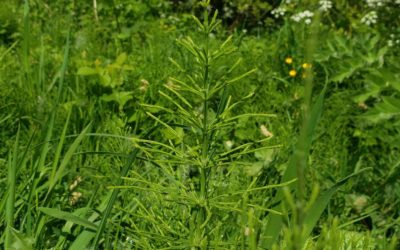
[302,63,312,69]
[289,69,297,77]
[285,57,293,64]
[94,59,101,66]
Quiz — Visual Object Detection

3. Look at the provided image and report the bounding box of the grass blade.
[5,126,20,249]
[262,86,326,248]
[37,207,98,231]
[303,168,372,238]
[45,123,91,201]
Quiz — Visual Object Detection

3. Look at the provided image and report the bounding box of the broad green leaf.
[100,91,133,110]
[244,162,263,177]
[254,148,274,165]
[10,228,34,250]
[115,52,127,66]
[69,230,96,250]
[77,66,97,76]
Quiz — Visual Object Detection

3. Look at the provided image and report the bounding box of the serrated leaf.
[362,97,400,123]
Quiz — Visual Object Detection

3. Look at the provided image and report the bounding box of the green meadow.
[1,0,399,249]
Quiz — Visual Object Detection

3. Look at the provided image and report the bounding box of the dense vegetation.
[1,0,399,249]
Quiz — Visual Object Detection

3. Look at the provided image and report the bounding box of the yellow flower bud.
[289,69,297,77]
[285,57,293,64]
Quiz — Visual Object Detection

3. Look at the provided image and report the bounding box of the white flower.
[319,0,333,11]
[365,0,386,8]
[224,140,234,150]
[260,125,273,137]
[271,6,287,18]
[223,6,233,18]
[361,11,378,26]
[291,10,314,24]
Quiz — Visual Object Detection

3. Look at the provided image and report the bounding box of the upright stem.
[201,36,209,199]
[196,13,211,249]
[93,0,99,23]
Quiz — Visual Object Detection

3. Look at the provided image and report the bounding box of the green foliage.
[1,0,399,249]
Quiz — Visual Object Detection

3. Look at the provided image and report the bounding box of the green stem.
[196,12,211,249]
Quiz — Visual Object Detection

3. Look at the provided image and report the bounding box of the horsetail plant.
[115,1,286,248]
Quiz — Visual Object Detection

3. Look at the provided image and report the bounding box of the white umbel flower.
[319,0,333,11]
[361,11,378,26]
[291,10,314,24]
[366,0,386,8]
[271,6,287,18]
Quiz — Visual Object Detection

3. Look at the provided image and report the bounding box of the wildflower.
[302,63,312,69]
[244,227,253,236]
[361,11,378,26]
[94,58,101,67]
[289,69,297,77]
[388,34,400,47]
[139,79,149,92]
[291,10,314,24]
[358,102,368,110]
[285,57,293,64]
[223,6,233,18]
[353,195,368,213]
[224,140,234,150]
[260,125,273,137]
[70,191,82,206]
[271,6,287,18]
[319,0,333,11]
[69,176,82,191]
[165,80,179,90]
[366,0,385,8]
